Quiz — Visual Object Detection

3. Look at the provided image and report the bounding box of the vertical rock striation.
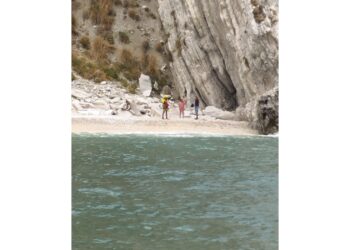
[157,0,278,129]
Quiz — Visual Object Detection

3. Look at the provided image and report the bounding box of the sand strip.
[72,116,258,136]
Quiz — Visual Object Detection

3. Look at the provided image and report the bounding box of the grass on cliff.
[79,36,91,49]
[118,31,130,44]
[89,0,115,31]
[122,0,139,8]
[115,49,140,81]
[91,36,115,63]
[72,53,119,83]
[142,40,150,53]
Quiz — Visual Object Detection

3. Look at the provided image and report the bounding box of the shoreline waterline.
[72,116,259,136]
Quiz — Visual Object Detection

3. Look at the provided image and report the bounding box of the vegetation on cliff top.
[72,0,172,93]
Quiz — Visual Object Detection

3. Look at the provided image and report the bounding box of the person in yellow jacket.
[162,96,169,119]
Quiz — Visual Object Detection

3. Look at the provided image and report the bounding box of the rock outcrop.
[157,0,278,127]
[236,87,278,134]
[139,74,153,97]
[71,79,163,117]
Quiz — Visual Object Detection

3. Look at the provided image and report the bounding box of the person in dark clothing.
[194,96,200,120]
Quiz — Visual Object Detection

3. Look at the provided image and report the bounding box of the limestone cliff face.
[157,0,278,111]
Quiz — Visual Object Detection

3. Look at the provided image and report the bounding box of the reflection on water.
[72,135,278,250]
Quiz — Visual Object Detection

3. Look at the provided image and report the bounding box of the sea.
[72,134,278,250]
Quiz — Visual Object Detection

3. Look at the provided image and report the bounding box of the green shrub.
[120,78,128,87]
[119,78,137,94]
[102,66,119,80]
[72,53,119,83]
[124,70,139,81]
[72,54,98,79]
[127,83,137,94]
[118,31,130,44]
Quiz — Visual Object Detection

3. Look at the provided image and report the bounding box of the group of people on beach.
[162,96,200,120]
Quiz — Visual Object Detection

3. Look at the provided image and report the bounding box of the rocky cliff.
[157,0,278,132]
[158,0,278,108]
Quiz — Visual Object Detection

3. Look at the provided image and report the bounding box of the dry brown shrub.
[92,36,111,63]
[147,55,158,78]
[82,9,89,21]
[148,12,157,19]
[114,0,122,6]
[118,31,130,44]
[89,0,115,31]
[72,0,81,10]
[141,53,149,69]
[93,69,108,82]
[155,42,163,53]
[119,49,141,80]
[79,36,91,49]
[128,10,140,21]
[123,0,138,8]
[72,15,78,35]
[142,40,150,52]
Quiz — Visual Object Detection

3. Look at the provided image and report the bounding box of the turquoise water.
[72,134,278,250]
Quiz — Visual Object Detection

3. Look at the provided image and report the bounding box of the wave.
[71,131,264,138]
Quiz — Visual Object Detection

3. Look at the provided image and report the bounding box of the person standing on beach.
[194,96,200,120]
[162,97,169,119]
[178,98,186,118]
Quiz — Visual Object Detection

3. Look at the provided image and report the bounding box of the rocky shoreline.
[71,76,278,135]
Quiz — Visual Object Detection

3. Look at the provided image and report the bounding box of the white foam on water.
[71,131,262,138]
[256,133,279,138]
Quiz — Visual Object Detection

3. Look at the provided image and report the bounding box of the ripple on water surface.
[72,134,278,250]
